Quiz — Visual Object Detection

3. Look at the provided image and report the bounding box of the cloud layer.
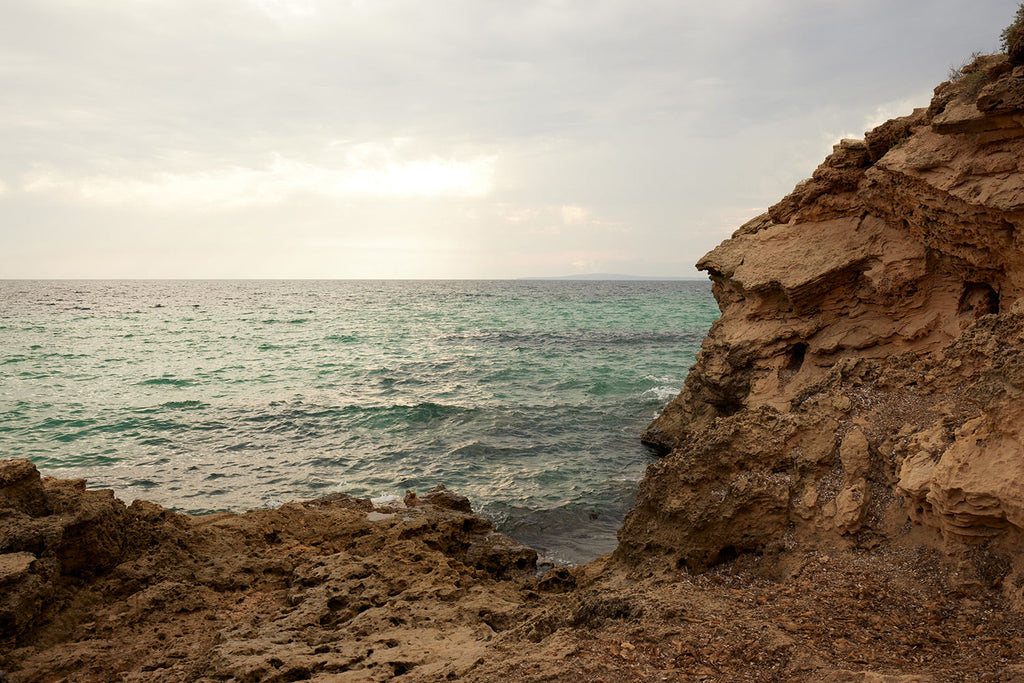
[1,0,1019,277]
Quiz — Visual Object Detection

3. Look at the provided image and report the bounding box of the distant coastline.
[520,273,703,281]
[3,275,707,282]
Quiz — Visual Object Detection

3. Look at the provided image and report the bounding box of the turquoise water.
[0,279,717,563]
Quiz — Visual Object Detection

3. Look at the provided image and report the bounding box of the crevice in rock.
[779,342,809,385]
[959,281,1000,318]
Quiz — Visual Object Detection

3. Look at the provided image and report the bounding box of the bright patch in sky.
[21,149,495,209]
[250,0,317,20]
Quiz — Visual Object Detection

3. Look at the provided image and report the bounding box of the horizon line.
[0,274,709,282]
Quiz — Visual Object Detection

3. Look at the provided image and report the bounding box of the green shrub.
[1001,3,1024,63]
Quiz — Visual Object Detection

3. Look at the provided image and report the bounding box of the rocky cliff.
[621,53,1024,607]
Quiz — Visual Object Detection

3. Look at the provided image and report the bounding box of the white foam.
[370,492,407,513]
[368,493,399,505]
[642,385,680,402]
[263,497,285,509]
[643,374,679,384]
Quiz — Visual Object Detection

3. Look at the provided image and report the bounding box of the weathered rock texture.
[0,461,539,681]
[5,460,1024,682]
[623,54,1024,607]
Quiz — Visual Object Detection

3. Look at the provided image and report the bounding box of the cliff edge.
[622,54,1024,607]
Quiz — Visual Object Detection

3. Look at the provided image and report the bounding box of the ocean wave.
[324,334,359,343]
[221,401,479,436]
[137,377,197,387]
[435,329,707,350]
[344,402,477,428]
[643,374,681,384]
[160,400,207,410]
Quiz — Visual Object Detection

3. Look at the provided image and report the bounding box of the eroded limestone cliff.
[622,54,1024,606]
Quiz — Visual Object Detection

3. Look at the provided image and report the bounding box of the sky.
[1,0,1020,279]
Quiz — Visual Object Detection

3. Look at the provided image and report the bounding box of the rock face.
[620,54,1024,605]
[1,460,131,638]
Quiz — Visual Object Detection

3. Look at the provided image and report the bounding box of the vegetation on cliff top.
[1002,2,1024,63]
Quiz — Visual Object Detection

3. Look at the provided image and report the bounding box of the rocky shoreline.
[7,52,1024,681]
[3,459,1024,682]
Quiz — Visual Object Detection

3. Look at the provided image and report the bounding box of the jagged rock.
[864,108,928,162]
[0,463,538,679]
[461,531,538,579]
[622,53,1024,607]
[423,483,473,513]
[0,458,49,517]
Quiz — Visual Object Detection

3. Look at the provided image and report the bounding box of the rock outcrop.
[0,460,539,681]
[621,54,1024,607]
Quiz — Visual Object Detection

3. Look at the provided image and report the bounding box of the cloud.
[20,148,495,208]
[560,205,589,225]
[2,0,1022,277]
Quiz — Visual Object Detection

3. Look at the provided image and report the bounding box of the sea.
[0,279,717,565]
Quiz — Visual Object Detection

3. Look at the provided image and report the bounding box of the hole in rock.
[787,342,808,372]
[778,342,809,385]
[391,661,416,676]
[715,545,740,565]
[958,282,999,318]
[713,397,745,417]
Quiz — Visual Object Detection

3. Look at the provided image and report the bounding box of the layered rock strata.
[621,54,1024,605]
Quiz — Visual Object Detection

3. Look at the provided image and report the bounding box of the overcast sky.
[1,0,1019,279]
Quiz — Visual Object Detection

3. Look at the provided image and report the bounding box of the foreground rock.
[0,461,539,681]
[624,54,1024,609]
[4,460,1024,681]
